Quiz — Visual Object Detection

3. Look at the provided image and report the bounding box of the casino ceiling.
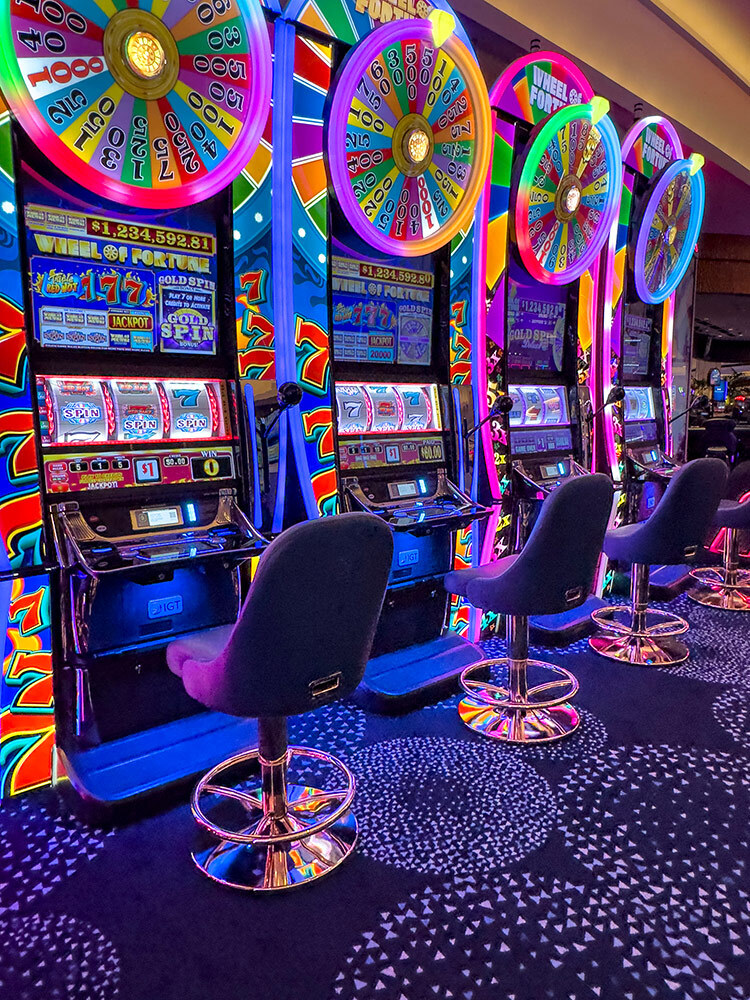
[456,0,750,185]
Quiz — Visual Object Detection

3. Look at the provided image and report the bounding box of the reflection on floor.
[1,592,749,1000]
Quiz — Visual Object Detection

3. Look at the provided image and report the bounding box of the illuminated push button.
[555,174,583,222]
[563,185,581,214]
[406,128,430,166]
[126,31,165,80]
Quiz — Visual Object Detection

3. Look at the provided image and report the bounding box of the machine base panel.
[529,595,607,645]
[58,712,258,811]
[642,563,692,600]
[354,633,485,714]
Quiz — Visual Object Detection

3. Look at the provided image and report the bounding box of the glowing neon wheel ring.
[514,101,622,284]
[632,159,705,304]
[327,19,491,257]
[0,0,271,209]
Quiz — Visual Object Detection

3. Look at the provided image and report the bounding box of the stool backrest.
[468,474,613,616]
[633,457,728,564]
[727,460,750,501]
[702,418,737,456]
[215,513,393,718]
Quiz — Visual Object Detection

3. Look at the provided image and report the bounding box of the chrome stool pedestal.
[459,616,580,743]
[688,528,750,611]
[589,563,689,666]
[191,718,356,892]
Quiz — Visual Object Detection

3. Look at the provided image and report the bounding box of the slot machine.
[276,0,492,709]
[0,0,274,806]
[596,117,705,537]
[477,52,622,577]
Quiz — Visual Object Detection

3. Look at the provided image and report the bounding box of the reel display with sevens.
[632,154,705,304]
[0,0,272,208]
[326,13,491,257]
[513,98,622,284]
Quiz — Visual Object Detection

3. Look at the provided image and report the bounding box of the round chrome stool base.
[589,632,689,666]
[191,743,357,892]
[687,585,750,612]
[459,656,580,745]
[192,782,357,892]
[459,697,580,743]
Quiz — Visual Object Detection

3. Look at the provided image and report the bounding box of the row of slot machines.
[0,0,705,809]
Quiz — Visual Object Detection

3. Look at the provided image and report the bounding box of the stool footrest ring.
[190,744,357,891]
[591,604,689,638]
[458,657,580,744]
[460,657,578,710]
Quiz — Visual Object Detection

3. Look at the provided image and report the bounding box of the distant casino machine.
[596,116,705,592]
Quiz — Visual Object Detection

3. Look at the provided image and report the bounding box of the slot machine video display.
[597,116,705,526]
[0,0,272,805]
[477,52,622,560]
[278,6,492,709]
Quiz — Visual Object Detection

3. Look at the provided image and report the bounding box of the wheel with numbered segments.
[326,17,491,257]
[632,157,705,304]
[513,100,622,284]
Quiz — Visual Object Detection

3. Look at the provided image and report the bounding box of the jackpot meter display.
[24,189,220,356]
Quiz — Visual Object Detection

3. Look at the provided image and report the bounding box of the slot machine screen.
[623,309,653,377]
[623,386,658,443]
[331,254,434,366]
[508,385,573,455]
[335,382,442,435]
[21,160,220,357]
[506,260,567,373]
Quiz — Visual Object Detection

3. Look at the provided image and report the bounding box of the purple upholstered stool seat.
[689,470,750,612]
[444,475,613,744]
[166,513,393,892]
[591,458,728,663]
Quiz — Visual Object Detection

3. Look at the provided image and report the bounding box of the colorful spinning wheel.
[326,17,491,257]
[0,0,271,208]
[514,99,622,285]
[632,156,705,304]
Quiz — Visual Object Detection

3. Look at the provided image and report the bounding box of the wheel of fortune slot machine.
[476,51,622,642]
[0,0,277,808]
[596,115,705,595]
[272,0,493,709]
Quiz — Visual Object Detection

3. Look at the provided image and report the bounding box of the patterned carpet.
[1,592,748,1000]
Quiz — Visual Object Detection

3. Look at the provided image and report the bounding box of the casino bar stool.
[444,475,613,743]
[688,491,750,611]
[167,514,392,892]
[590,458,728,666]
